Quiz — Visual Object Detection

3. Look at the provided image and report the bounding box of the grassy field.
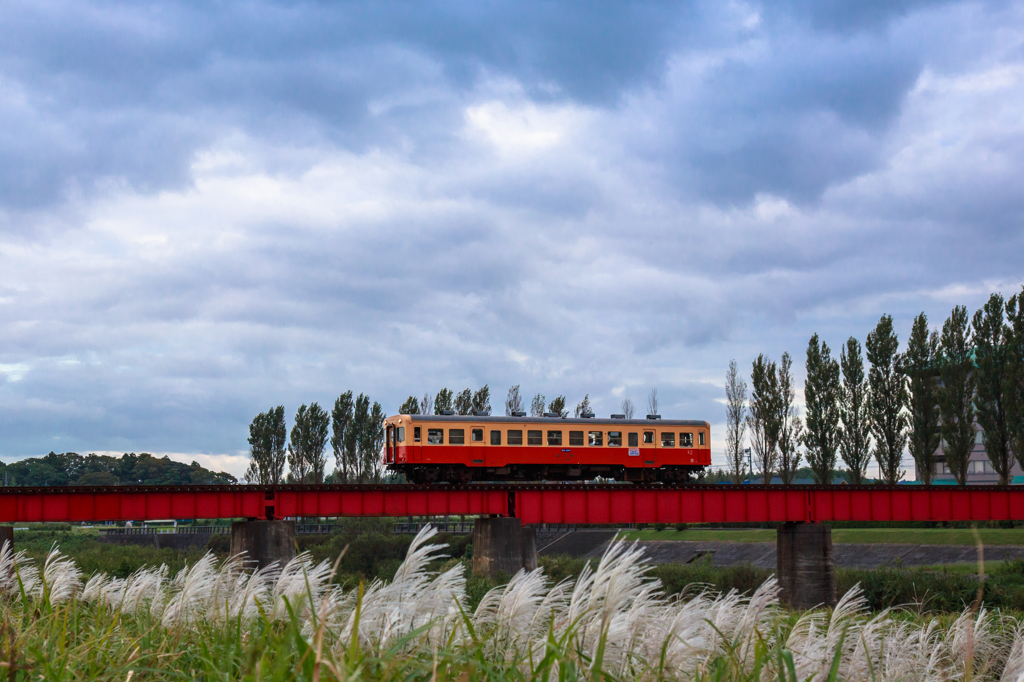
[622,527,1024,545]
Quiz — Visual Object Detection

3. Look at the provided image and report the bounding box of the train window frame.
[661,432,675,447]
[414,426,421,442]
[397,427,405,443]
[608,431,622,447]
[642,431,654,444]
[527,430,543,445]
[699,431,705,446]
[569,431,584,446]
[680,432,693,447]
[547,431,562,446]
[628,433,639,448]
[450,429,465,445]
[472,428,484,442]
[588,431,603,446]
[508,430,523,445]
[427,429,443,445]
[490,430,501,445]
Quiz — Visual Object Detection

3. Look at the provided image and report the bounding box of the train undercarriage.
[397,463,704,485]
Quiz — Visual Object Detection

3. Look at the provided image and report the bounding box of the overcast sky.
[2,0,1023,478]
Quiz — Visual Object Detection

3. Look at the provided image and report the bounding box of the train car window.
[547,431,562,446]
[569,431,584,446]
[472,428,484,442]
[450,429,465,445]
[680,432,693,447]
[527,430,543,445]
[643,432,654,444]
[588,431,603,446]
[414,426,421,442]
[508,430,523,445]
[608,431,622,446]
[397,427,405,443]
[699,431,705,446]
[427,429,443,444]
[490,430,501,445]
[628,433,639,447]
[661,432,675,447]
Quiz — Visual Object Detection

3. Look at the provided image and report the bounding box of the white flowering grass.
[1,532,1022,680]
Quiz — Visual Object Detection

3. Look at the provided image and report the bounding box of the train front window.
[450,429,465,445]
[508,430,523,445]
[661,432,675,447]
[569,431,584,446]
[472,428,484,442]
[397,427,405,443]
[680,432,693,447]
[588,431,603,446]
[490,430,501,445]
[608,431,622,446]
[527,430,543,445]
[699,431,705,446]
[427,429,443,444]
[628,433,639,447]
[414,426,421,442]
[547,431,562,446]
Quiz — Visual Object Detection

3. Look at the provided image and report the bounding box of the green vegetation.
[0,451,235,486]
[623,526,1024,545]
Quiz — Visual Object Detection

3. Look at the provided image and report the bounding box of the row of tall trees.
[245,393,385,485]
[724,286,1024,486]
[399,386,662,420]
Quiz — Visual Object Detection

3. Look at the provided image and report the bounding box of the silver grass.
[10,535,1024,680]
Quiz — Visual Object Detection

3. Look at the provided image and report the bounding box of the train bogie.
[382,414,711,484]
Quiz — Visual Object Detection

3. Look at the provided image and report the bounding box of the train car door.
[642,428,657,466]
[470,425,486,467]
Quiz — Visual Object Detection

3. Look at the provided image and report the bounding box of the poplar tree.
[454,389,473,415]
[331,392,354,482]
[505,385,524,415]
[530,393,546,417]
[1008,288,1024,474]
[905,314,941,484]
[350,394,371,479]
[245,406,287,484]
[776,352,803,484]
[939,306,976,486]
[574,394,593,417]
[973,293,1014,485]
[287,402,329,483]
[419,392,433,416]
[621,397,636,418]
[866,315,908,485]
[725,360,748,484]
[360,401,386,482]
[471,385,491,414]
[548,396,568,418]
[803,335,841,484]
[398,396,419,414]
[746,354,778,483]
[839,338,872,484]
[434,388,454,414]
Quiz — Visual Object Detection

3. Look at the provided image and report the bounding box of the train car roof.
[391,414,709,427]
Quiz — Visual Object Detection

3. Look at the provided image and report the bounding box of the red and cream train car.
[383,414,711,483]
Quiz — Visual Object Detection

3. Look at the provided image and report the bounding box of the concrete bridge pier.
[777,522,837,610]
[472,517,537,578]
[230,520,296,570]
[0,526,12,552]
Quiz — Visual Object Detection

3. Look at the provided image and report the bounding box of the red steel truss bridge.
[4,483,1024,525]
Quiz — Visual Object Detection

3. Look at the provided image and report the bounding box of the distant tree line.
[0,452,237,487]
[246,393,386,485]
[724,287,1024,486]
